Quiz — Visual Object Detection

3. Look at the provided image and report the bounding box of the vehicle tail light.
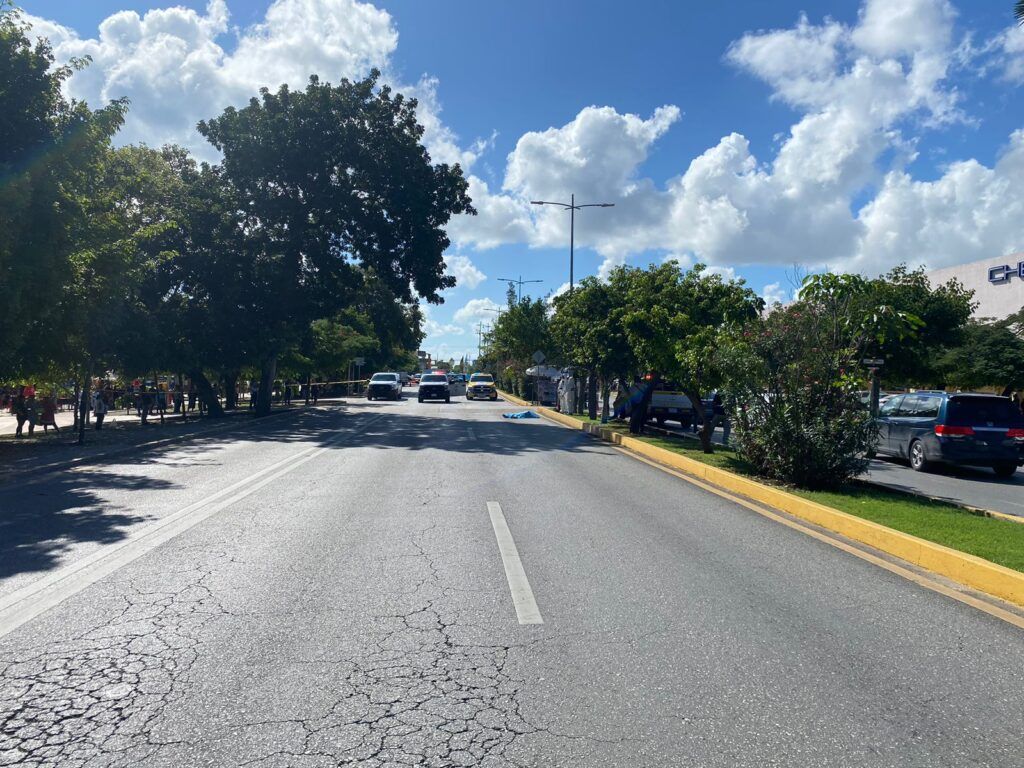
[1007,428,1024,439]
[934,425,974,436]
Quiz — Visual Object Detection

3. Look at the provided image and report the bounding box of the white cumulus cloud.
[453,298,500,325]
[443,254,486,290]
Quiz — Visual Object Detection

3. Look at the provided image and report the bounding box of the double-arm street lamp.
[498,276,543,303]
[530,194,614,292]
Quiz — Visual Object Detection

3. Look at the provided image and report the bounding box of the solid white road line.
[0,413,386,639]
[487,501,543,625]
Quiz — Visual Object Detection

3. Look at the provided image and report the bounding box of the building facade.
[927,253,1024,320]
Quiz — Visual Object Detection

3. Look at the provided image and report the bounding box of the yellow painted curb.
[497,391,1024,607]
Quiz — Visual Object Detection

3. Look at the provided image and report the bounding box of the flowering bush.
[721,302,875,490]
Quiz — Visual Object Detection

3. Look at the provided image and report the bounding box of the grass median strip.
[573,416,1024,574]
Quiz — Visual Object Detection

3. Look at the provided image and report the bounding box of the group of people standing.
[3,384,61,437]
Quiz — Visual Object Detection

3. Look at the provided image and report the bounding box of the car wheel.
[909,440,930,472]
[993,463,1017,478]
[445,395,451,403]
[490,395,497,401]
[418,396,423,403]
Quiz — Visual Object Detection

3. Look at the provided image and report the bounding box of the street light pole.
[530,196,614,292]
[497,275,543,303]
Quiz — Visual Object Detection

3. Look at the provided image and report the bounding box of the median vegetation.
[481,258,1024,493]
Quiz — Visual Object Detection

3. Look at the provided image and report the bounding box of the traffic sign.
[354,357,365,366]
[861,358,884,366]
[532,350,546,364]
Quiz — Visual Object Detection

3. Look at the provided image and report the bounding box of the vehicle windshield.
[421,374,447,383]
[370,373,397,382]
[470,374,493,383]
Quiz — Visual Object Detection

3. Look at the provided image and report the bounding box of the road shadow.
[0,471,172,582]
[0,403,600,582]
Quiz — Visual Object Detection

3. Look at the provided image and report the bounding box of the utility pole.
[530,195,614,292]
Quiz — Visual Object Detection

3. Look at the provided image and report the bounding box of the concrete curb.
[498,390,1024,608]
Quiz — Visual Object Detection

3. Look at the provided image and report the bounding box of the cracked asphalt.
[1,394,1023,766]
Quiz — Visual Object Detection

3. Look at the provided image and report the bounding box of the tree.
[859,265,974,387]
[484,286,553,398]
[941,320,1024,395]
[612,262,763,450]
[550,277,635,421]
[1016,0,1024,25]
[0,3,126,378]
[197,71,474,415]
[720,273,925,489]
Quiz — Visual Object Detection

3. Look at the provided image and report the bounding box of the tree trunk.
[685,387,714,453]
[189,369,225,418]
[256,356,277,417]
[223,371,239,410]
[587,370,598,421]
[601,378,611,424]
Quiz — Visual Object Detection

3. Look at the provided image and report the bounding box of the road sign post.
[862,359,885,417]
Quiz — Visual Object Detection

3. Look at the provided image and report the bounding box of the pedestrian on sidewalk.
[92,389,108,430]
[154,386,167,424]
[24,393,38,436]
[39,395,59,433]
[249,381,258,410]
[188,384,197,412]
[13,392,27,437]
[140,387,152,424]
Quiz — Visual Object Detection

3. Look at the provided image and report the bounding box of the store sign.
[988,261,1024,283]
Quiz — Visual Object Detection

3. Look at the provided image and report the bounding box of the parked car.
[418,373,450,403]
[367,372,402,401]
[871,392,1024,476]
[466,373,497,401]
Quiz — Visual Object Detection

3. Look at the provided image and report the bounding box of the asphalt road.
[1,392,1023,767]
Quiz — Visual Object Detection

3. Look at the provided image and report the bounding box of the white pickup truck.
[615,384,696,427]
[649,389,696,426]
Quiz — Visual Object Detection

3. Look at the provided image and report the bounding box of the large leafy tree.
[484,286,553,397]
[613,262,763,449]
[550,276,635,420]
[859,265,974,386]
[1016,1,1024,25]
[0,3,126,377]
[941,319,1024,395]
[197,71,474,414]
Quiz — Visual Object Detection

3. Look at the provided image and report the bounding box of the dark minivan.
[871,392,1024,477]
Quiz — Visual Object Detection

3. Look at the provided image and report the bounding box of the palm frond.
[1017,0,1024,25]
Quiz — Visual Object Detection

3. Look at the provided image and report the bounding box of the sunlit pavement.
[1,391,1022,767]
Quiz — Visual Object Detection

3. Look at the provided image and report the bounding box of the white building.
[927,253,1024,320]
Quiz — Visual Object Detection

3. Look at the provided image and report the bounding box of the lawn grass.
[576,415,1024,573]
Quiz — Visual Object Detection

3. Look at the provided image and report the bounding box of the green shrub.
[723,301,875,490]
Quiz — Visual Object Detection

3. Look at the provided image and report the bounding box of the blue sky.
[20,0,1024,363]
